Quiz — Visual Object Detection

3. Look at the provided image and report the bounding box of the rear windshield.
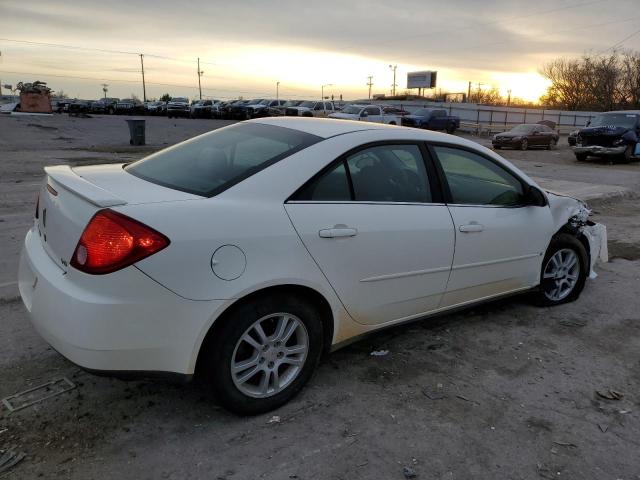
[125,123,321,197]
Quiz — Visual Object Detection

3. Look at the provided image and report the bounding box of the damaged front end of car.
[546,192,608,278]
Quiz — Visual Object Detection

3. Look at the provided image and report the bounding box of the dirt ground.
[1,113,639,479]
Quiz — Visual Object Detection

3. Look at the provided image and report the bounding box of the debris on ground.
[403,466,418,478]
[267,415,281,424]
[558,320,587,328]
[552,441,577,448]
[596,389,623,401]
[1,377,76,413]
[370,350,389,357]
[0,447,26,475]
[422,383,446,400]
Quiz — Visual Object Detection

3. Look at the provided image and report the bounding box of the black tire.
[201,293,324,415]
[621,145,633,163]
[575,152,588,162]
[446,124,456,134]
[389,121,396,125]
[493,145,502,150]
[547,138,557,150]
[534,233,588,307]
[520,138,529,150]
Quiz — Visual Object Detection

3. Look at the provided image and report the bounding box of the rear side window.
[293,144,432,203]
[125,123,320,197]
[433,146,524,206]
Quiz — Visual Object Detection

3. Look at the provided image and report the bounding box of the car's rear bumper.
[19,226,224,375]
[573,145,626,156]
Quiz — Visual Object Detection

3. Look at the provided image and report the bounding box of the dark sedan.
[492,124,559,150]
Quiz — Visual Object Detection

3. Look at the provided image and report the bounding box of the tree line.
[540,50,640,111]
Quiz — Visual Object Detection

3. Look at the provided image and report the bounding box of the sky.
[1,0,639,103]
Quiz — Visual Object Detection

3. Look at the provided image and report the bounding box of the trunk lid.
[39,164,201,271]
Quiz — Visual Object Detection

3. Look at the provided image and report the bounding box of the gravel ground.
[0,114,639,479]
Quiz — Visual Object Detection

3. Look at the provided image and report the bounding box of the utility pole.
[101,83,108,99]
[507,89,512,107]
[467,81,471,103]
[139,54,147,102]
[197,58,204,100]
[388,65,397,96]
[276,81,280,102]
[367,75,373,99]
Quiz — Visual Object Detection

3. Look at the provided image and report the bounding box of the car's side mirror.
[524,185,547,207]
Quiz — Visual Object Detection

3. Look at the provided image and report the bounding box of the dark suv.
[573,111,640,163]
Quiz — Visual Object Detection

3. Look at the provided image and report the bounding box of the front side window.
[364,107,379,116]
[433,146,524,206]
[294,144,431,203]
[126,123,320,197]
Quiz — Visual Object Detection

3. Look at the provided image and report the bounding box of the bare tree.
[540,51,640,110]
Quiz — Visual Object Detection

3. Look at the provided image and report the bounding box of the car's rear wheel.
[547,138,557,150]
[446,124,456,134]
[535,233,588,306]
[575,152,588,162]
[202,294,324,415]
[520,139,529,150]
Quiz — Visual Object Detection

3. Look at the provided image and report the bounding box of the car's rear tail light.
[71,209,169,274]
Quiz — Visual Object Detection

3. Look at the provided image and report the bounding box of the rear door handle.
[319,227,358,238]
[459,223,484,233]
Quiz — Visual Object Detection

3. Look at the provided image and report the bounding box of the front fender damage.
[546,192,608,278]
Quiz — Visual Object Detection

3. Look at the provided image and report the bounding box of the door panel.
[286,203,455,325]
[442,205,552,307]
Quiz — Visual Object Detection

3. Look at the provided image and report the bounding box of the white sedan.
[19,117,607,414]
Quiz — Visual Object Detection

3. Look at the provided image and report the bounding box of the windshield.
[125,123,321,197]
[510,124,536,134]
[284,101,301,107]
[589,113,638,129]
[299,101,317,108]
[172,98,188,103]
[412,108,434,116]
[259,99,272,105]
[342,105,363,114]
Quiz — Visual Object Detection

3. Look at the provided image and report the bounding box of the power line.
[601,26,640,53]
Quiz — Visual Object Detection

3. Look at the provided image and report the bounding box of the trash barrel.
[126,119,146,146]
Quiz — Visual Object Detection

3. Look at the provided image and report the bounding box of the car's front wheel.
[202,294,324,415]
[535,233,588,306]
[520,139,529,150]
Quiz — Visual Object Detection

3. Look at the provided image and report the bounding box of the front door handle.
[459,223,484,233]
[319,227,358,238]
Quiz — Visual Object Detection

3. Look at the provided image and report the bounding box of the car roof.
[250,117,400,138]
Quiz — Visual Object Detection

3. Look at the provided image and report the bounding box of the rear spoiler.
[44,165,127,208]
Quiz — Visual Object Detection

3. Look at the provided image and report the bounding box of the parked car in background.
[115,98,144,115]
[91,98,119,114]
[400,108,460,133]
[19,117,607,415]
[285,100,335,117]
[274,100,302,115]
[218,100,245,120]
[328,104,400,125]
[492,124,559,150]
[167,97,190,118]
[54,99,71,113]
[145,101,167,116]
[383,106,411,116]
[568,129,579,146]
[572,111,640,163]
[230,99,263,119]
[190,99,218,118]
[68,100,92,116]
[244,99,288,118]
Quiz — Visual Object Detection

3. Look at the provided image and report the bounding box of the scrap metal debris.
[403,466,418,478]
[1,377,76,413]
[596,390,624,401]
[370,350,389,357]
[0,448,26,475]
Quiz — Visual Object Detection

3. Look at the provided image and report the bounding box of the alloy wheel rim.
[231,313,309,398]
[543,248,580,301]
[521,139,528,150]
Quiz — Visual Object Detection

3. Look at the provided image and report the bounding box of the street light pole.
[197,58,204,100]
[276,81,280,102]
[388,65,397,96]
[321,83,332,113]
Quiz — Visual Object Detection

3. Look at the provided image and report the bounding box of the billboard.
[407,71,437,89]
